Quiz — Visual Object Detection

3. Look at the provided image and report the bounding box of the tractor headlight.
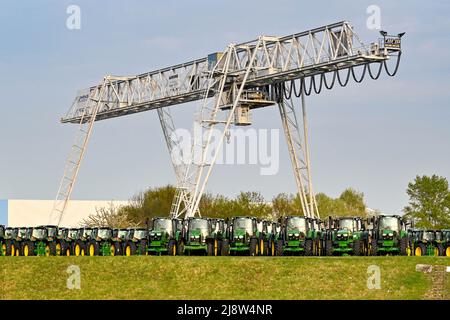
[156,232,162,236]
[238,235,243,239]
[294,233,299,237]
[195,235,200,239]
[389,233,393,237]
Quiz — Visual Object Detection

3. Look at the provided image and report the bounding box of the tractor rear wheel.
[371,240,378,256]
[400,237,410,256]
[415,243,427,256]
[435,244,444,256]
[221,239,230,256]
[23,241,35,256]
[276,240,283,256]
[6,241,15,256]
[124,241,136,256]
[353,240,362,256]
[87,241,99,256]
[207,241,214,256]
[1,242,6,256]
[177,240,185,255]
[304,239,313,256]
[325,240,333,256]
[249,238,258,256]
[73,240,84,256]
[168,240,177,256]
[139,240,148,255]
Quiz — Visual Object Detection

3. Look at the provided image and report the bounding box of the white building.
[0,199,128,227]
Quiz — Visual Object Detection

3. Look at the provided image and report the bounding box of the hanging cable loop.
[384,52,402,76]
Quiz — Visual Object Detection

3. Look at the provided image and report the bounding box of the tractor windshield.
[379,217,400,232]
[153,219,172,232]
[435,232,442,241]
[0,227,4,238]
[133,230,147,240]
[233,218,254,235]
[68,229,78,239]
[287,217,306,232]
[82,229,93,238]
[5,228,15,239]
[31,228,47,239]
[189,219,210,237]
[423,231,435,242]
[97,229,111,239]
[46,227,57,238]
[117,230,128,239]
[338,219,355,231]
[18,228,28,238]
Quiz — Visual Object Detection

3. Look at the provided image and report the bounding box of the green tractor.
[411,230,443,256]
[86,227,121,256]
[178,217,220,256]
[112,228,130,255]
[370,215,412,256]
[256,219,278,256]
[15,227,32,256]
[222,216,261,256]
[324,217,367,256]
[442,230,450,257]
[0,225,5,256]
[55,227,69,256]
[75,227,94,256]
[3,227,19,256]
[275,216,319,256]
[123,228,148,256]
[148,217,181,256]
[21,226,58,256]
[61,228,81,256]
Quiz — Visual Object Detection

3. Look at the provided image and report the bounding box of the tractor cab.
[129,228,148,241]
[4,227,18,240]
[371,215,410,256]
[231,216,257,240]
[0,225,5,239]
[113,228,129,242]
[30,226,48,241]
[57,228,68,240]
[185,217,212,246]
[283,216,308,241]
[151,217,176,238]
[79,227,93,241]
[94,228,112,241]
[42,225,58,240]
[66,228,80,241]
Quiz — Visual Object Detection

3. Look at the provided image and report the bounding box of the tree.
[403,175,450,229]
[80,202,135,228]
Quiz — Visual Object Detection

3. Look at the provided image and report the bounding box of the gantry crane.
[49,21,403,225]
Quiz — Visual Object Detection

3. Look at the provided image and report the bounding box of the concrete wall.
[1,200,128,227]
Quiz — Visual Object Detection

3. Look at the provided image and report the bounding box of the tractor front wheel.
[325,240,333,256]
[435,244,444,256]
[177,241,185,255]
[139,240,148,255]
[6,241,15,256]
[353,240,362,256]
[276,240,283,256]
[23,241,35,256]
[371,240,378,256]
[124,241,137,256]
[168,240,177,256]
[400,237,410,256]
[87,241,99,256]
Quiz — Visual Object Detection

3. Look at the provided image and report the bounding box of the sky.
[0,0,449,215]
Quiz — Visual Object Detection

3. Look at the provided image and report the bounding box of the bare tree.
[79,202,136,228]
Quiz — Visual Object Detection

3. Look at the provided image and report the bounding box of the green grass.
[0,256,448,300]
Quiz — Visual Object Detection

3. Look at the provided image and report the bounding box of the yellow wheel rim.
[56,243,61,256]
[75,244,81,256]
[66,248,71,256]
[24,245,29,256]
[415,247,422,256]
[271,241,275,256]
[434,248,439,256]
[11,244,15,256]
[89,244,94,256]
[81,249,85,256]
[15,247,20,256]
[214,239,218,256]
[260,240,264,255]
[446,247,450,257]
[45,245,50,256]
[407,246,412,256]
[126,246,131,256]
[172,244,176,256]
[1,244,6,256]
[110,245,115,256]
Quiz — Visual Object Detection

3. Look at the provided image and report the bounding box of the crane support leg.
[278,92,319,218]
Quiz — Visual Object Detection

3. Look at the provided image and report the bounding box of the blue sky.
[0,0,449,215]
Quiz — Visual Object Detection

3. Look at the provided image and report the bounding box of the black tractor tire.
[6,240,16,256]
[276,240,284,256]
[47,242,57,256]
[353,240,362,256]
[55,241,64,256]
[112,242,122,256]
[249,237,258,256]
[86,241,99,256]
[400,237,410,256]
[124,241,136,256]
[325,240,333,256]
[207,241,214,256]
[23,241,35,256]
[436,244,444,256]
[371,240,378,256]
[139,239,148,256]
[168,239,177,256]
[221,239,230,256]
[177,240,185,255]
[445,245,450,257]
[61,242,72,256]
[304,239,313,256]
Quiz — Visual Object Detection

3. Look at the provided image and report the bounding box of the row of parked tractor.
[1,215,449,257]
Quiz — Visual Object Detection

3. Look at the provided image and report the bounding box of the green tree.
[403,175,450,229]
